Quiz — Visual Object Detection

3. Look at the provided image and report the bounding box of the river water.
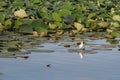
[0,38,120,80]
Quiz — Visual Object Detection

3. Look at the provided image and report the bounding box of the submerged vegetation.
[0,0,120,36]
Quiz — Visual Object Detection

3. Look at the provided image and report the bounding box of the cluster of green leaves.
[0,0,120,36]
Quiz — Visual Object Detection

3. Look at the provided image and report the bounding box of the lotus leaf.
[19,24,33,33]
[12,1,24,7]
[0,13,5,23]
[5,19,12,27]
[59,9,71,16]
[33,0,41,4]
[106,28,113,33]
[7,47,19,52]
[14,9,28,18]
[111,22,120,27]
[107,39,119,44]
[56,30,64,35]
[14,20,23,29]
[0,1,7,7]
[88,13,96,19]
[61,1,73,10]
[111,31,119,37]
[73,22,84,31]
[52,13,62,22]
[54,22,62,28]
[49,23,57,29]
[112,15,120,22]
[0,23,5,31]
[36,27,48,34]
[41,7,48,13]
[6,41,17,47]
[98,22,110,27]
[21,19,33,24]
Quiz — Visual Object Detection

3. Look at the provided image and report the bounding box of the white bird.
[78,41,85,50]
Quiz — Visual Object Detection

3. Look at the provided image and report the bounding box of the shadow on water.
[0,35,120,80]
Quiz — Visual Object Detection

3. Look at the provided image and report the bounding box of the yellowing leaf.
[73,22,84,31]
[111,22,120,27]
[49,23,57,29]
[14,9,28,18]
[112,15,120,22]
[106,28,113,33]
[98,22,110,27]
[0,23,4,30]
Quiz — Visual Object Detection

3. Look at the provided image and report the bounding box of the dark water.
[0,39,120,80]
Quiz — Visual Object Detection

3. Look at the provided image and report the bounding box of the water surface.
[0,39,120,80]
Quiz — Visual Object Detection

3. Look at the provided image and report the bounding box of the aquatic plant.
[0,0,119,37]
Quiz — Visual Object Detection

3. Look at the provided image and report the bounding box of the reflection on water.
[0,39,120,80]
[78,50,84,59]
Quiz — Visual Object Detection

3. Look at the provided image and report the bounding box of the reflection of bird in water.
[77,41,85,50]
[78,50,84,59]
[79,52,83,59]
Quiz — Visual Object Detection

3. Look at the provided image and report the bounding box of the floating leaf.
[5,19,12,26]
[33,0,41,4]
[111,31,119,37]
[0,1,7,7]
[49,23,57,29]
[111,22,120,27]
[12,1,24,7]
[98,22,110,27]
[88,13,96,19]
[0,13,5,23]
[112,15,120,22]
[36,27,48,34]
[14,9,28,18]
[107,39,119,44]
[73,22,84,31]
[106,28,113,33]
[19,20,48,34]
[19,24,33,33]
[14,20,23,29]
[52,13,62,22]
[62,1,73,10]
[0,23,5,31]
[41,7,48,13]
[59,9,71,16]
[54,22,62,28]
